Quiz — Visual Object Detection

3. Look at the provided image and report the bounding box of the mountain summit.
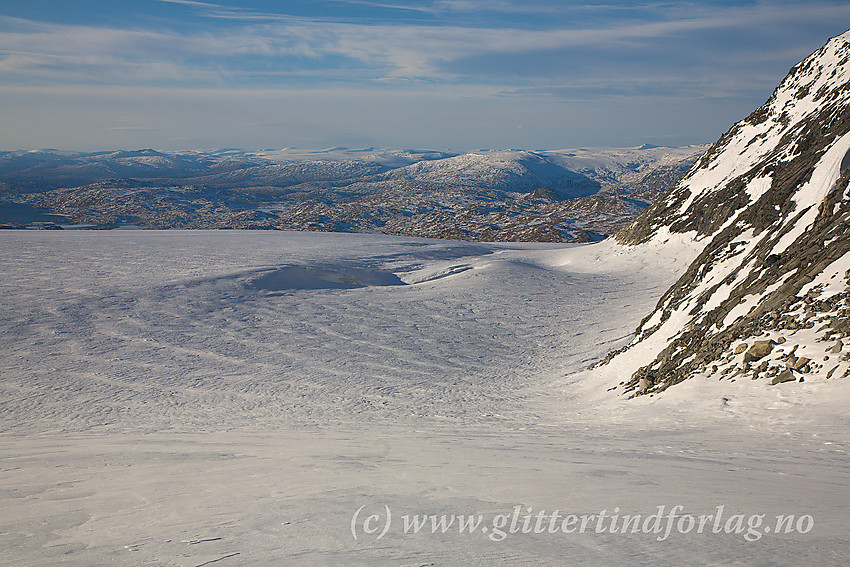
[606,30,850,395]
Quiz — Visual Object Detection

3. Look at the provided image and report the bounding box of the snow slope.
[1,230,849,566]
[606,30,850,395]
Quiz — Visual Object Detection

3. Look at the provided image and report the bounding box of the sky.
[1,0,849,152]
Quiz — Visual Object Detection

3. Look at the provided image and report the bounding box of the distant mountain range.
[0,145,705,242]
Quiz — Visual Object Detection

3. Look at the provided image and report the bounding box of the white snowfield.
[1,230,849,566]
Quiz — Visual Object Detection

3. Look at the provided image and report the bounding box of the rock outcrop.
[603,30,850,395]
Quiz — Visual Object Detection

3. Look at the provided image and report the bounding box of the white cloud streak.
[1,4,849,93]
[2,1,847,150]
[157,0,230,8]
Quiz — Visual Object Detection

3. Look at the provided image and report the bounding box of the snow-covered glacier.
[1,230,848,566]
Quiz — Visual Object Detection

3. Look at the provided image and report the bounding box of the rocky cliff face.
[608,30,850,395]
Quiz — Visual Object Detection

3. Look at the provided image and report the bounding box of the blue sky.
[1,0,849,151]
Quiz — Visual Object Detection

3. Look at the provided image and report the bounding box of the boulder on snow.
[771,369,796,385]
[744,340,775,362]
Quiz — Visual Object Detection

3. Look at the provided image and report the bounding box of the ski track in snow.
[1,230,849,566]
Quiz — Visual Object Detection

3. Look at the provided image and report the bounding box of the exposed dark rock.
[772,369,797,385]
[605,30,850,395]
[744,340,775,362]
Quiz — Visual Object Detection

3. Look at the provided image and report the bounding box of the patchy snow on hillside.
[607,30,850,397]
[1,145,704,242]
[1,230,848,566]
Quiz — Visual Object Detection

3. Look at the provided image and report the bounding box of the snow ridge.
[607,30,850,395]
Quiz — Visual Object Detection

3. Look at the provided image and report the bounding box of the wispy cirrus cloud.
[3,2,849,88]
[157,0,227,7]
[0,16,787,86]
[2,1,849,150]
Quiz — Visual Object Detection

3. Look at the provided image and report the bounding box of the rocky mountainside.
[605,30,850,395]
[0,146,704,242]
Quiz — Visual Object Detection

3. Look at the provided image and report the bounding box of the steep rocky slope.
[606,30,850,395]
